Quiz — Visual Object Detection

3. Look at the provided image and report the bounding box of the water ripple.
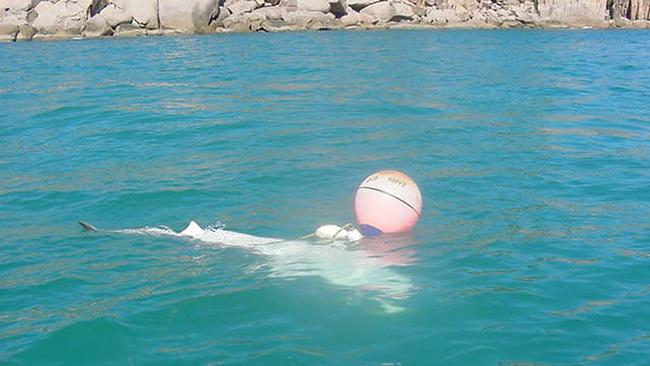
[2,29,650,365]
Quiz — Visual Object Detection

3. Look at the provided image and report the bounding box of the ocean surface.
[1,29,649,365]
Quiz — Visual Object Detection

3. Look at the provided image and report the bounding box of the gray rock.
[109,0,159,29]
[340,7,374,25]
[423,8,459,23]
[209,6,230,28]
[16,23,36,40]
[31,1,90,35]
[0,13,25,30]
[453,5,471,21]
[392,1,416,20]
[224,6,296,31]
[0,0,32,29]
[536,0,607,25]
[512,6,535,23]
[613,16,631,27]
[295,0,330,12]
[114,22,146,36]
[226,0,257,15]
[251,6,286,19]
[340,9,360,25]
[609,0,650,21]
[84,13,112,37]
[485,8,502,23]
[0,22,19,41]
[0,0,33,12]
[469,10,488,24]
[159,0,218,33]
[347,0,381,11]
[360,1,394,22]
[329,0,346,16]
[283,9,335,27]
[223,11,263,31]
[99,3,132,28]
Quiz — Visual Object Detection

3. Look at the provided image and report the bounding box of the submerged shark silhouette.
[80,220,417,313]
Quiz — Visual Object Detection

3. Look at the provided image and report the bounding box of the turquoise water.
[2,29,650,365]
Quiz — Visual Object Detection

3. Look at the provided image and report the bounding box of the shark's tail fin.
[79,221,98,232]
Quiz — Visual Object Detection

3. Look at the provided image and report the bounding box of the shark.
[79,220,417,313]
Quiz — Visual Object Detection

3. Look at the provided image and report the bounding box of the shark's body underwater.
[80,220,417,313]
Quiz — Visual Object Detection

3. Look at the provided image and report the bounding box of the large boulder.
[109,0,159,29]
[359,1,394,21]
[392,1,416,20]
[0,22,18,41]
[226,0,257,15]
[340,7,374,25]
[251,6,286,19]
[31,0,92,35]
[223,5,294,30]
[610,0,650,20]
[283,9,335,27]
[223,6,293,30]
[98,3,132,28]
[0,0,31,40]
[16,23,36,39]
[159,0,218,33]
[209,6,230,27]
[113,21,146,36]
[536,0,607,24]
[347,0,381,10]
[423,9,453,23]
[83,12,112,36]
[0,0,33,21]
[295,0,330,12]
[223,10,265,31]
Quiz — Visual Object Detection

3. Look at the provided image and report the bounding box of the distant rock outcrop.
[537,0,607,25]
[1,0,649,41]
[159,0,218,33]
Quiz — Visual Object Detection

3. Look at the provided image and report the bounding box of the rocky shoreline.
[1,0,649,42]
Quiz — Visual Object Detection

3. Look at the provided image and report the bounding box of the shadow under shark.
[80,220,418,313]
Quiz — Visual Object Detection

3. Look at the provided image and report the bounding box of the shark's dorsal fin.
[180,221,204,236]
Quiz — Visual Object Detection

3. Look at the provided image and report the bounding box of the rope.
[263,223,359,245]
